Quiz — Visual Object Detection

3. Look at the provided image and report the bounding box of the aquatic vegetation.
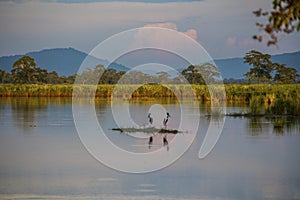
[0,84,299,116]
[249,95,265,115]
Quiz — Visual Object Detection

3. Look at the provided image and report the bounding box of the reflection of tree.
[271,116,300,136]
[95,99,110,114]
[247,116,300,136]
[285,117,299,134]
[248,117,263,136]
[11,98,47,133]
[95,99,110,126]
[272,117,285,135]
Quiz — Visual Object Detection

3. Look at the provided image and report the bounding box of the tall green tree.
[195,63,221,84]
[0,69,12,83]
[243,50,273,84]
[156,71,171,84]
[181,65,204,84]
[45,71,60,84]
[182,64,221,85]
[99,68,118,84]
[36,68,48,83]
[78,68,94,84]
[11,56,40,84]
[273,63,299,83]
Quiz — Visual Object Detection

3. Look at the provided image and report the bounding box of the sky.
[0,0,299,59]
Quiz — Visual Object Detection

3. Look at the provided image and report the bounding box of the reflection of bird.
[148,113,153,125]
[148,136,153,145]
[163,135,168,146]
[148,135,153,150]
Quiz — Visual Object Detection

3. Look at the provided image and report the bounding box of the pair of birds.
[147,112,170,127]
[148,112,170,147]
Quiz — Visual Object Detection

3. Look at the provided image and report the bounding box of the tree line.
[0,56,76,84]
[243,50,299,84]
[0,55,223,85]
[0,50,299,85]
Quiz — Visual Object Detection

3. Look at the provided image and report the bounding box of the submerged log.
[111,127,181,134]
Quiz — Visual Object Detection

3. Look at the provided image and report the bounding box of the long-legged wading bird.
[163,112,170,128]
[148,113,153,125]
[163,117,168,127]
[167,112,170,119]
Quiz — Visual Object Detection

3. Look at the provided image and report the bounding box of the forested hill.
[0,48,129,76]
[0,48,299,79]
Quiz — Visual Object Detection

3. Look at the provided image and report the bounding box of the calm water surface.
[0,97,299,200]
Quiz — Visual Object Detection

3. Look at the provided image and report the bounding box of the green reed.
[0,84,299,116]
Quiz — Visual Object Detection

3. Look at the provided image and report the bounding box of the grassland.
[0,84,299,115]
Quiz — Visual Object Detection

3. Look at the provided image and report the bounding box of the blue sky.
[0,0,299,59]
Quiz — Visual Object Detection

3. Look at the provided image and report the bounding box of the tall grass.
[0,84,74,97]
[0,84,299,115]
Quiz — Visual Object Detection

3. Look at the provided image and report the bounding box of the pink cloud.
[142,23,197,40]
[132,22,202,60]
[183,29,198,41]
[240,39,253,46]
[143,22,178,30]
[225,37,236,47]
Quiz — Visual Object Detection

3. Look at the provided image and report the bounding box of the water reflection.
[0,97,299,199]
[10,97,47,132]
[246,116,300,136]
[163,134,170,151]
[148,135,153,149]
[270,116,300,136]
[147,134,170,151]
[248,117,263,136]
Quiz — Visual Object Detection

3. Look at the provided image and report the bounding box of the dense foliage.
[1,54,299,85]
[253,0,300,46]
[0,56,225,85]
[243,50,299,84]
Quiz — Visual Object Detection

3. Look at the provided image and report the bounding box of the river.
[0,97,299,200]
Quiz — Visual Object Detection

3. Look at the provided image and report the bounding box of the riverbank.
[0,84,299,115]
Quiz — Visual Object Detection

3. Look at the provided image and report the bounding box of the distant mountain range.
[215,51,300,79]
[0,48,129,76]
[0,47,299,79]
